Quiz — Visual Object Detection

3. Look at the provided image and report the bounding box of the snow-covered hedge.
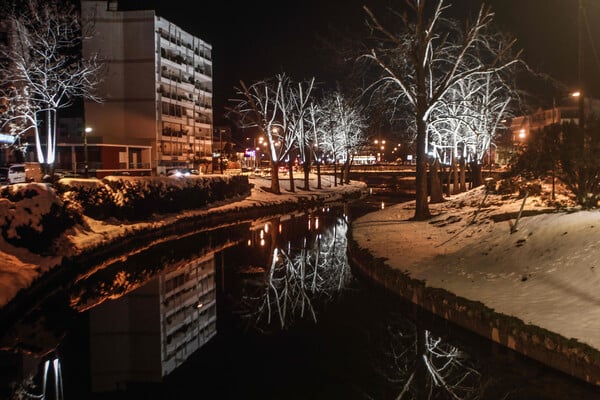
[0,183,80,253]
[0,175,251,253]
[53,174,252,220]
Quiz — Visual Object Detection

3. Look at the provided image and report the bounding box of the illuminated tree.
[319,90,367,186]
[429,72,515,194]
[279,76,317,192]
[360,0,520,219]
[228,74,316,194]
[0,0,102,170]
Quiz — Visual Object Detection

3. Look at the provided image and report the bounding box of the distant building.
[510,97,600,144]
[506,97,600,165]
[65,1,214,177]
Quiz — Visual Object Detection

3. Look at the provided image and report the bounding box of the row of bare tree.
[227,74,367,194]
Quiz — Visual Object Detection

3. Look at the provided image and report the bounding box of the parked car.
[166,168,201,177]
[0,164,27,185]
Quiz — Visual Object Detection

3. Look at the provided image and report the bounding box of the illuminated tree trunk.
[270,159,281,194]
[287,156,295,192]
[429,157,444,203]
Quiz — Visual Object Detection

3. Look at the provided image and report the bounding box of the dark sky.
[119,0,600,124]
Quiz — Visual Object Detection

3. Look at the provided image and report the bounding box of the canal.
[0,191,598,399]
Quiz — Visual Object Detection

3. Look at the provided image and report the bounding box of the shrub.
[0,183,79,253]
[55,175,252,221]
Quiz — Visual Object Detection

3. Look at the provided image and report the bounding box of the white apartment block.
[80,1,213,177]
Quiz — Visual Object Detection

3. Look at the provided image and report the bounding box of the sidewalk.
[349,184,600,386]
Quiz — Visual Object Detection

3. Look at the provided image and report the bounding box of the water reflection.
[1,201,599,399]
[88,255,217,392]
[0,224,246,398]
[371,312,485,399]
[234,207,352,333]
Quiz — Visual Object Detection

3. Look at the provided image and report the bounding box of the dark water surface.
[1,193,599,399]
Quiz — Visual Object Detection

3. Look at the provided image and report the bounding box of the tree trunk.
[302,153,310,191]
[452,158,460,194]
[344,156,351,184]
[316,160,322,189]
[471,162,483,187]
[270,159,281,194]
[459,157,467,193]
[414,116,431,220]
[287,158,295,192]
[333,161,338,187]
[429,158,444,203]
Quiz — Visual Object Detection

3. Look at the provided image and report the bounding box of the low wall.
[348,237,600,387]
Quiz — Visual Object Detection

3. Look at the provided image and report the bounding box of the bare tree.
[228,74,315,194]
[227,76,284,193]
[279,77,317,192]
[429,72,515,193]
[319,90,367,186]
[0,0,102,170]
[360,0,520,220]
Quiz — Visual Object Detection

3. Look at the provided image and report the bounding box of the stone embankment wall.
[348,238,600,387]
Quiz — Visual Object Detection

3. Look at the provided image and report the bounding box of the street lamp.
[374,139,386,162]
[84,127,92,178]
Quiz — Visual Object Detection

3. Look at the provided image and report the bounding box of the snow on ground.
[0,173,366,308]
[351,181,600,351]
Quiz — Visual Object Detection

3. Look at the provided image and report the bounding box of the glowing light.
[197,303,203,309]
[247,239,251,246]
[264,223,269,233]
[278,224,282,233]
[519,129,526,139]
[571,91,581,98]
[260,230,264,239]
[260,238,265,247]
[381,201,385,209]
[315,217,319,230]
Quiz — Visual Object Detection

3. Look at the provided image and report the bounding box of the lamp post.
[84,127,92,178]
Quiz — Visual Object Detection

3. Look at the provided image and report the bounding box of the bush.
[0,183,79,253]
[54,175,252,221]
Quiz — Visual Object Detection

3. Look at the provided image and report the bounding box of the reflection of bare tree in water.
[239,216,352,332]
[371,314,489,400]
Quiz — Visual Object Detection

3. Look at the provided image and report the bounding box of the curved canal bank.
[348,185,600,387]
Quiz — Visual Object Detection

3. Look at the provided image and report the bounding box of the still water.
[1,195,599,399]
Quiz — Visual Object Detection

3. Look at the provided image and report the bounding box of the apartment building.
[77,1,213,177]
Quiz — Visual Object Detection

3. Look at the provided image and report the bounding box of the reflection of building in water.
[89,255,216,392]
[160,255,217,376]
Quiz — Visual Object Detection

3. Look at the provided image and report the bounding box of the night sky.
[118,0,600,124]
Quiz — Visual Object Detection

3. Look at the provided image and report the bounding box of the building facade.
[76,1,213,177]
